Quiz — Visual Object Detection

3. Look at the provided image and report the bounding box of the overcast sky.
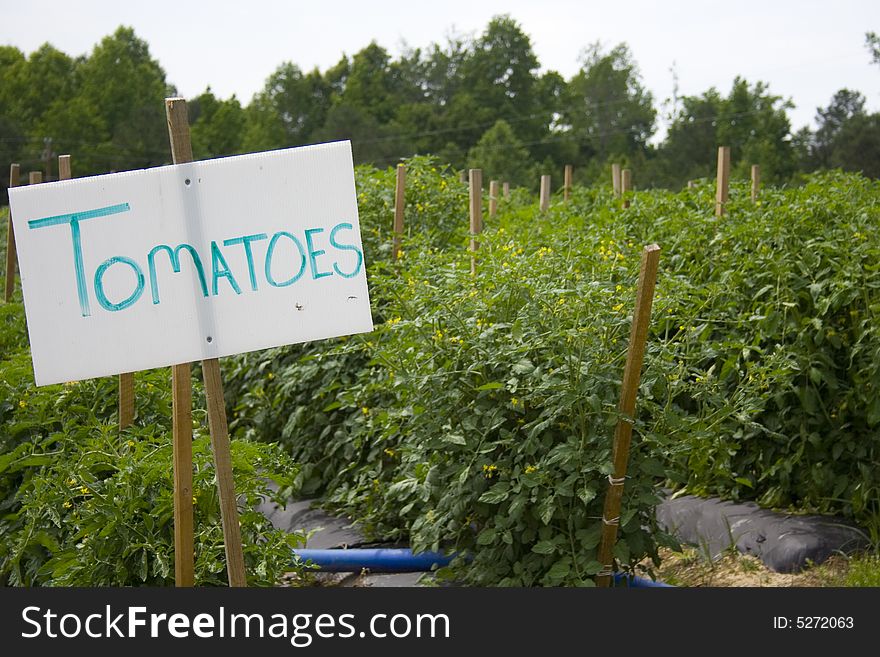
[2,0,878,139]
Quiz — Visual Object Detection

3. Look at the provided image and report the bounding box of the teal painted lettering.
[305,227,331,280]
[27,202,131,317]
[210,241,241,295]
[147,243,208,304]
[265,231,307,287]
[329,222,363,279]
[223,233,268,291]
[93,256,145,312]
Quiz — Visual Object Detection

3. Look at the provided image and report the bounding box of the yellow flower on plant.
[482,464,498,479]
[18,400,26,409]
[362,406,370,415]
[63,501,72,509]
[79,486,90,495]
[384,448,396,458]
[524,465,538,474]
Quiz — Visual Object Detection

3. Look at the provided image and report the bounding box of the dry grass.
[647,547,850,587]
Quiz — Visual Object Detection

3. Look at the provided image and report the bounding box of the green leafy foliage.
[0,286,306,586]
[224,162,880,586]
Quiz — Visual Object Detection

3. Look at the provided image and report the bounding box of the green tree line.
[2,18,878,203]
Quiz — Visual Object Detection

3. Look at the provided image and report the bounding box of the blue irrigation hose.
[295,548,454,573]
[293,548,673,587]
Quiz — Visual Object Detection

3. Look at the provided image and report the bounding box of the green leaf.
[478,483,510,504]
[443,433,467,445]
[531,540,556,555]
[476,382,504,391]
[476,528,497,545]
[546,560,570,580]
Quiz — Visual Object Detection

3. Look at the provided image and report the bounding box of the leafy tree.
[38,27,175,175]
[564,43,656,168]
[190,88,245,159]
[811,89,866,168]
[867,31,880,67]
[655,78,794,187]
[829,113,880,178]
[242,63,331,152]
[467,119,532,187]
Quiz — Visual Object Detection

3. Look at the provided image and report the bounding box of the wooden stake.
[563,165,573,203]
[119,372,135,429]
[171,364,193,586]
[715,146,730,216]
[29,171,42,185]
[167,97,246,587]
[539,174,551,212]
[165,98,197,587]
[460,170,467,183]
[4,163,20,303]
[595,244,661,588]
[469,169,482,276]
[391,164,405,261]
[167,98,247,587]
[58,154,72,181]
[612,164,621,198]
[751,164,760,203]
[502,182,510,198]
[202,357,247,588]
[489,180,499,218]
[621,169,632,209]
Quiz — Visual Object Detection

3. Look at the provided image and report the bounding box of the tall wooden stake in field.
[563,165,573,203]
[539,175,551,212]
[4,163,21,302]
[166,97,247,587]
[469,169,482,276]
[595,244,661,588]
[611,164,622,198]
[392,164,406,261]
[751,164,760,203]
[715,146,730,216]
[621,169,632,209]
[502,182,510,199]
[489,180,499,218]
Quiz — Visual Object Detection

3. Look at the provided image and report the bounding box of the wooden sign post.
[621,169,632,209]
[539,175,551,212]
[391,164,406,262]
[4,163,21,302]
[469,169,482,276]
[489,180,499,218]
[165,100,197,587]
[751,164,760,203]
[715,146,730,216]
[595,244,661,588]
[611,164,622,198]
[166,97,246,587]
[10,103,372,589]
[563,165,573,203]
[502,182,510,199]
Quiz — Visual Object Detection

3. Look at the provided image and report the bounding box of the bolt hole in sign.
[9,141,373,385]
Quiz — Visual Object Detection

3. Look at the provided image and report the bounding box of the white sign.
[9,141,373,385]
